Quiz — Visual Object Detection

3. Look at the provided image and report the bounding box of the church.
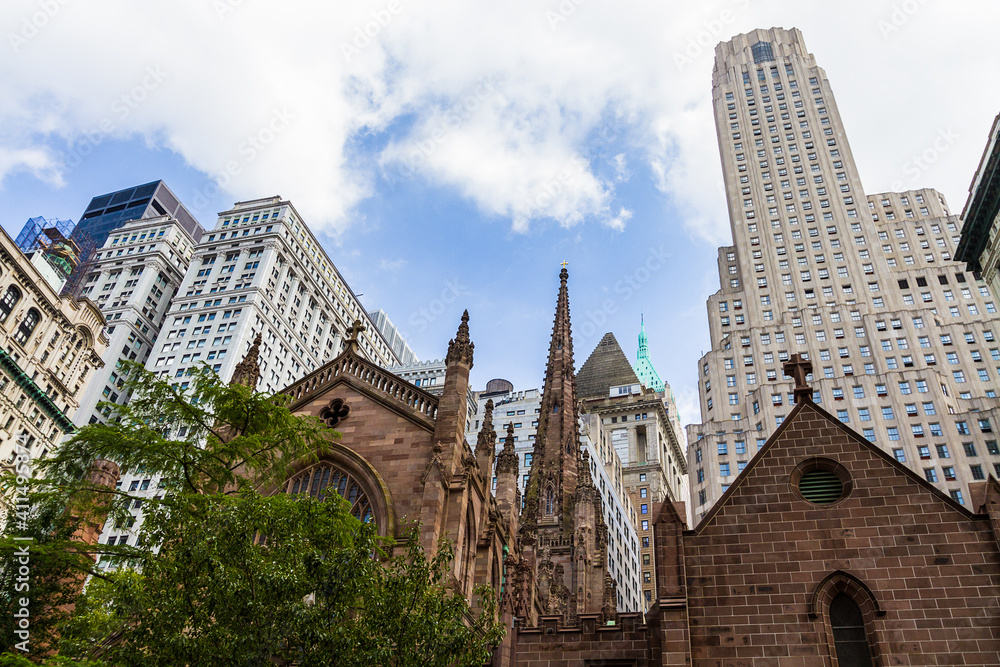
[265,266,1000,666]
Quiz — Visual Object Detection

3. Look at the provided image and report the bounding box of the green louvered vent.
[799,470,844,505]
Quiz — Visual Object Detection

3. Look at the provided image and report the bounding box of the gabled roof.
[694,396,978,534]
[576,333,642,400]
[281,343,441,431]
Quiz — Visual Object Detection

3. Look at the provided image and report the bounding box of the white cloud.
[1,0,999,242]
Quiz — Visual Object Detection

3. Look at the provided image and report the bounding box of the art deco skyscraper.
[688,28,1000,522]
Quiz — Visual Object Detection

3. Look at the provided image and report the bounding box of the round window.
[798,470,844,505]
[791,458,852,506]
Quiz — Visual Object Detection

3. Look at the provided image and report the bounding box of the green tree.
[1,363,504,665]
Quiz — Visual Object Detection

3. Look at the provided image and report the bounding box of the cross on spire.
[783,353,814,404]
[560,260,569,268]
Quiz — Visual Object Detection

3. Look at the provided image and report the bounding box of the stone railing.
[286,353,439,420]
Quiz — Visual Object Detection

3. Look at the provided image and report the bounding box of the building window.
[831,594,875,667]
[0,285,21,323]
[13,308,40,346]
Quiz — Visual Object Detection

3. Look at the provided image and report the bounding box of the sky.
[2,0,999,438]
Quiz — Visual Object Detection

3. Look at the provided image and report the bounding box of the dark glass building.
[72,180,203,250]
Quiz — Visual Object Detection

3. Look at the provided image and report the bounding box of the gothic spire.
[495,422,519,476]
[230,332,263,389]
[521,266,581,536]
[475,399,497,463]
[446,309,474,365]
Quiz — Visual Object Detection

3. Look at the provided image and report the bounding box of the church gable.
[685,397,1000,664]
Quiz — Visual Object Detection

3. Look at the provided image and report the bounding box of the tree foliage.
[1,363,504,665]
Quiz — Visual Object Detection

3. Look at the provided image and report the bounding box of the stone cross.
[783,353,814,404]
[346,318,366,342]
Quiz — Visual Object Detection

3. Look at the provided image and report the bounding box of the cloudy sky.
[2,0,999,437]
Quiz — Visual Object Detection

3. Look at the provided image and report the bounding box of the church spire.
[633,315,665,392]
[521,266,580,536]
[518,266,613,626]
[230,333,263,389]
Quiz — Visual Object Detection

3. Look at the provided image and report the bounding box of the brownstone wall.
[684,402,1000,666]
[295,382,436,538]
[513,614,651,666]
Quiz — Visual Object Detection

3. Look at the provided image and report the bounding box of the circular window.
[791,458,851,506]
[798,470,844,505]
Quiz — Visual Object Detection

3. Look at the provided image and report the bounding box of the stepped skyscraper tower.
[688,28,1000,521]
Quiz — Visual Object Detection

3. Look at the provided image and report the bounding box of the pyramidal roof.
[576,332,641,400]
[634,315,665,392]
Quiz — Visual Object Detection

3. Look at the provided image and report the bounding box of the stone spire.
[230,333,263,389]
[495,422,519,476]
[518,266,611,627]
[446,309,474,365]
[521,266,580,536]
[475,399,497,480]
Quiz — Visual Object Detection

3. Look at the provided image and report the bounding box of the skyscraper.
[688,28,1000,522]
[73,180,202,251]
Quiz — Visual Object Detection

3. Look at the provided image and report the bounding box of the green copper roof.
[0,348,75,433]
[634,315,665,393]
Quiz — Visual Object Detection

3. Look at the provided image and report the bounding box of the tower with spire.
[517,267,617,626]
[634,315,665,392]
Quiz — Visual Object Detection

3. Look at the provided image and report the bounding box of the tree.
[1,363,504,665]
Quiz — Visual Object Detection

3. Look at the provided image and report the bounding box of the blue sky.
[3,1,1000,434]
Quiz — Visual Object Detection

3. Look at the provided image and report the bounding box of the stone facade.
[0,226,108,465]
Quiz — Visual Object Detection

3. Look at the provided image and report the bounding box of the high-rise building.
[369,308,417,365]
[575,330,688,609]
[956,112,1000,300]
[73,181,203,252]
[73,215,199,425]
[14,217,85,291]
[98,196,406,552]
[0,227,108,465]
[688,28,1000,522]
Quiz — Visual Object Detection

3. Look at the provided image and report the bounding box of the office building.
[0,227,107,465]
[956,112,1000,299]
[74,215,199,424]
[369,308,417,365]
[688,28,1000,522]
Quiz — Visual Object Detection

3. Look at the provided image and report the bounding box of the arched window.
[285,463,374,524]
[830,593,874,667]
[0,285,21,323]
[14,308,39,346]
[545,485,554,515]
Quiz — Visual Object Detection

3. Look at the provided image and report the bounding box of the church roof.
[576,332,642,400]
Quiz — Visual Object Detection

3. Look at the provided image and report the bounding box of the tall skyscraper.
[73,180,203,251]
[74,215,199,425]
[688,28,1000,522]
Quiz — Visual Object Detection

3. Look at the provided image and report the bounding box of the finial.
[783,353,814,404]
[475,398,497,462]
[230,331,263,389]
[446,309,474,365]
[495,421,519,475]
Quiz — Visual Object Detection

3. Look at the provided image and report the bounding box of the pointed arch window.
[0,285,21,323]
[830,593,874,667]
[545,485,554,515]
[285,464,374,524]
[14,308,39,346]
